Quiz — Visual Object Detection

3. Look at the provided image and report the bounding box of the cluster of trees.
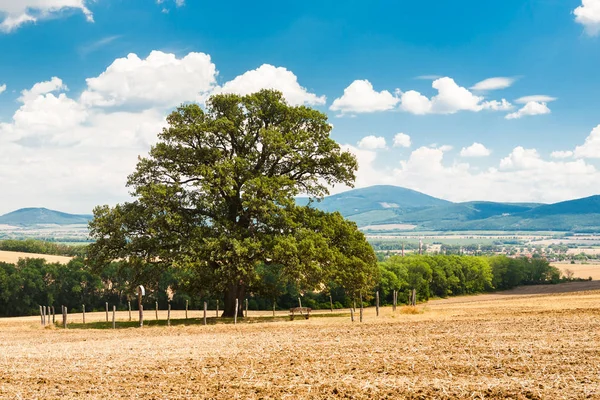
[0,252,567,317]
[0,91,578,318]
[376,254,561,304]
[0,239,87,257]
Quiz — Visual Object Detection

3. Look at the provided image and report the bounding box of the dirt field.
[553,262,600,280]
[0,250,72,264]
[1,283,599,399]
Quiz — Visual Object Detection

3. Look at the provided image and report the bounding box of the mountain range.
[299,185,600,232]
[0,208,92,226]
[2,185,600,232]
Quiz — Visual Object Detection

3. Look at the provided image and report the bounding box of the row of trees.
[0,239,87,257]
[0,254,565,317]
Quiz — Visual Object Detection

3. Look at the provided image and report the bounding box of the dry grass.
[553,262,600,280]
[0,250,72,265]
[1,285,599,399]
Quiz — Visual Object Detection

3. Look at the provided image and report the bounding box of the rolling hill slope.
[298,185,451,216]
[0,208,92,226]
[301,186,600,232]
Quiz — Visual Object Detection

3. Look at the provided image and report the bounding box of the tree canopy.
[87,90,376,316]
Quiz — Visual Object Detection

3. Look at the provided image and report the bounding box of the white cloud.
[574,124,600,158]
[481,99,513,111]
[357,135,387,150]
[81,51,218,108]
[215,64,325,106]
[574,0,600,36]
[0,51,335,214]
[0,83,5,94]
[470,77,516,91]
[393,133,411,148]
[0,0,93,32]
[400,77,512,115]
[19,77,66,102]
[551,150,574,159]
[505,101,551,119]
[330,80,398,115]
[332,142,600,204]
[515,95,557,104]
[460,142,491,157]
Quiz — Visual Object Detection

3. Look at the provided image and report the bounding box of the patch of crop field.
[0,250,72,265]
[553,262,600,280]
[1,283,599,399]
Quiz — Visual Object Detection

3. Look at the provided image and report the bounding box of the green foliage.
[87,90,377,316]
[0,239,88,257]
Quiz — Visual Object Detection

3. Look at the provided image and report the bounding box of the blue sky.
[0,0,599,214]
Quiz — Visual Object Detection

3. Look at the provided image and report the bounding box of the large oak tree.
[87,90,377,317]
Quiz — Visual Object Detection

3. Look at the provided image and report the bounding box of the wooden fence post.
[82,304,86,324]
[42,306,46,326]
[330,295,333,312]
[128,301,132,322]
[112,305,116,329]
[359,295,363,323]
[393,290,397,312]
[216,299,219,318]
[234,298,238,325]
[138,285,145,328]
[167,303,171,327]
[412,289,417,306]
[350,307,354,322]
[39,306,43,326]
[155,301,159,321]
[245,298,248,318]
[62,306,67,329]
[52,306,55,324]
[185,300,189,320]
[273,301,276,317]
[203,302,207,326]
[105,302,109,322]
[376,291,380,317]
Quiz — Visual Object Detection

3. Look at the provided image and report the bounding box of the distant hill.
[298,185,451,216]
[300,186,600,232]
[0,208,92,226]
[5,188,600,232]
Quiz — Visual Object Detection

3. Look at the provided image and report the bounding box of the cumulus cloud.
[330,80,399,115]
[0,83,5,94]
[574,0,600,35]
[574,124,600,158]
[333,143,600,204]
[81,51,218,108]
[460,142,491,157]
[215,64,325,107]
[470,77,516,91]
[357,135,387,150]
[0,0,93,32]
[505,101,551,119]
[551,150,574,159]
[393,133,411,148]
[400,77,512,115]
[0,51,334,214]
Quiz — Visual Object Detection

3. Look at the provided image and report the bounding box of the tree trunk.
[222,282,245,318]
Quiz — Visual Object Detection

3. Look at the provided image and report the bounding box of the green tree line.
[0,253,566,317]
[0,239,87,258]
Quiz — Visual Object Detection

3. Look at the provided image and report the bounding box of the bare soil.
[1,283,599,399]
